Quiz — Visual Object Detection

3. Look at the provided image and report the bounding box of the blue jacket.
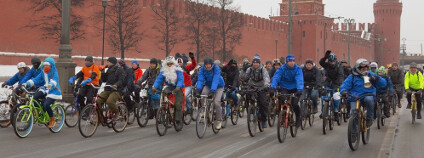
[26,58,62,100]
[196,64,225,92]
[21,62,44,84]
[376,75,394,94]
[153,67,185,90]
[271,64,304,91]
[340,72,387,102]
[5,67,29,85]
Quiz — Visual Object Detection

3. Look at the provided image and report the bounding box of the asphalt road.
[0,99,419,158]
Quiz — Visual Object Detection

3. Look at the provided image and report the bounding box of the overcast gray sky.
[232,0,424,55]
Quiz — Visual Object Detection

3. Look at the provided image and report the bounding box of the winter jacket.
[343,66,352,80]
[388,68,404,86]
[376,75,394,94]
[222,62,239,88]
[75,64,100,86]
[101,64,125,91]
[182,58,197,86]
[271,64,304,91]
[319,58,344,88]
[269,67,277,79]
[26,58,62,100]
[5,67,30,86]
[340,72,387,102]
[196,64,225,92]
[242,66,270,89]
[302,66,321,88]
[133,67,143,84]
[404,71,423,90]
[123,65,135,92]
[136,63,161,87]
[21,62,44,84]
[153,66,185,90]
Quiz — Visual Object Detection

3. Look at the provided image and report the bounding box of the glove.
[406,89,411,94]
[172,87,181,94]
[370,75,379,82]
[112,84,118,90]
[47,83,53,89]
[325,50,332,58]
[270,88,276,96]
[189,52,195,59]
[151,87,157,94]
[81,78,92,86]
[1,82,6,88]
[22,82,28,88]
[342,91,348,98]
[68,76,76,84]
[208,91,215,98]
[295,91,302,96]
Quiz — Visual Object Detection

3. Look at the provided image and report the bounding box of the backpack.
[248,67,264,82]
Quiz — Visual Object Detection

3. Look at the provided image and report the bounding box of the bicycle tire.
[112,103,128,133]
[183,105,192,125]
[65,104,78,128]
[329,107,334,130]
[308,100,315,127]
[239,100,245,118]
[174,108,183,132]
[347,115,360,151]
[78,104,99,138]
[192,100,199,121]
[377,104,381,129]
[14,107,33,138]
[212,105,220,134]
[322,101,328,135]
[155,106,169,136]
[127,101,136,125]
[231,105,238,125]
[290,111,297,137]
[247,105,257,137]
[221,104,227,129]
[136,102,148,127]
[49,104,65,133]
[412,109,416,124]
[196,106,207,139]
[277,109,288,143]
[362,126,370,145]
[301,101,307,130]
[10,103,23,127]
[0,101,12,128]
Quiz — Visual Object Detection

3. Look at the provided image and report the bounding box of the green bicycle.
[13,86,65,138]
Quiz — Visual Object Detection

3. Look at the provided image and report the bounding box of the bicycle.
[276,92,297,143]
[346,93,374,151]
[195,94,221,139]
[321,88,338,135]
[375,94,386,129]
[65,84,99,128]
[300,86,315,130]
[340,95,350,123]
[391,92,398,115]
[136,85,154,127]
[411,91,419,124]
[13,86,65,138]
[224,88,239,126]
[78,85,129,138]
[155,86,186,136]
[1,85,28,128]
[267,93,278,127]
[239,88,265,137]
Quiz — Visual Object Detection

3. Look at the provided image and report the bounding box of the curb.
[377,105,402,158]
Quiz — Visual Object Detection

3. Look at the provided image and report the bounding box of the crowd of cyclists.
[1,50,420,148]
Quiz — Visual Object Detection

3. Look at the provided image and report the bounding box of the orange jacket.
[79,64,100,86]
[133,68,143,84]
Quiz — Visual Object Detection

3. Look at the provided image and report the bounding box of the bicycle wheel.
[136,102,148,127]
[277,109,288,143]
[258,108,263,132]
[211,105,220,134]
[239,100,245,118]
[65,104,78,128]
[11,103,23,127]
[49,104,65,133]
[221,104,227,129]
[412,108,416,124]
[308,100,315,127]
[268,102,276,127]
[290,111,297,137]
[127,101,136,125]
[183,105,192,125]
[329,109,334,130]
[14,107,33,138]
[347,115,360,151]
[155,106,169,136]
[322,102,328,135]
[301,101,308,130]
[231,105,238,125]
[362,124,371,145]
[392,94,397,115]
[377,104,382,129]
[247,105,257,137]
[195,106,207,139]
[112,103,128,133]
[192,99,199,121]
[78,104,99,138]
[0,101,12,128]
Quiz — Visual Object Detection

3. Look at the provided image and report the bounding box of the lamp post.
[275,39,278,59]
[288,0,292,55]
[212,26,216,61]
[344,18,355,65]
[101,0,108,65]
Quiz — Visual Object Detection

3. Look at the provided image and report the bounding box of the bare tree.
[151,0,180,57]
[104,0,143,59]
[22,0,85,42]
[211,0,243,62]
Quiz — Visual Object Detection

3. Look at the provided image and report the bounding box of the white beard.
[161,63,183,85]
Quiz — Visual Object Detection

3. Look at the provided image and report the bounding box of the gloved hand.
[406,89,411,94]
[295,91,302,96]
[151,87,157,94]
[22,82,29,88]
[172,87,181,94]
[195,89,202,97]
[325,50,332,59]
[68,76,76,84]
[189,52,195,59]
[370,75,379,82]
[47,83,53,89]
[81,78,92,86]
[270,88,276,96]
[208,91,215,98]
[112,84,118,90]
[1,82,6,88]
[342,91,348,98]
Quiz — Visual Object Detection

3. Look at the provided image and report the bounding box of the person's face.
[84,60,91,65]
[132,63,138,69]
[205,64,212,70]
[178,62,183,67]
[167,63,174,67]
[378,72,384,76]
[107,61,114,67]
[18,68,24,73]
[287,61,295,67]
[305,63,313,70]
[274,64,281,69]
[266,63,272,69]
[359,64,369,72]
[411,67,417,73]
[253,62,260,69]
[150,63,156,69]
[392,65,398,70]
[371,67,377,72]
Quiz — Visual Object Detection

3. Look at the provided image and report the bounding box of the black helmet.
[31,57,41,69]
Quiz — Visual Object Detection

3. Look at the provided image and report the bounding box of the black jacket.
[123,65,135,92]
[101,64,125,91]
[302,66,321,88]
[222,64,239,88]
[319,57,344,87]
[388,68,404,87]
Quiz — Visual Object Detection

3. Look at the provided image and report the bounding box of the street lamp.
[101,0,108,65]
[344,18,355,65]
[212,26,216,61]
[275,39,278,59]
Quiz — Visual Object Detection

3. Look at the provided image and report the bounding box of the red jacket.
[183,58,197,86]
[133,68,143,84]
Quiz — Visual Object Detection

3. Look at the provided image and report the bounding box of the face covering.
[43,66,51,73]
[85,63,93,67]
[33,63,40,69]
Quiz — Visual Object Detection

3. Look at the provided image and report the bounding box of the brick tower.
[373,0,402,66]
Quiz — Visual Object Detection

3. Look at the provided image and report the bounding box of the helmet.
[352,58,369,76]
[165,56,176,64]
[328,53,337,62]
[17,62,26,69]
[370,62,378,68]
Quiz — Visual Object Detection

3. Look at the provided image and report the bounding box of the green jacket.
[404,71,423,90]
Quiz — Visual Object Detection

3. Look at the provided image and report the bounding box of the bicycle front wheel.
[65,104,78,128]
[49,104,65,133]
[195,106,207,139]
[322,102,328,135]
[112,103,128,133]
[347,115,360,151]
[247,105,257,137]
[290,111,297,137]
[14,107,33,138]
[78,104,99,138]
[127,101,136,125]
[231,105,239,125]
[301,101,308,130]
[277,109,288,143]
[268,102,276,127]
[155,106,169,136]
[183,105,192,125]
[308,101,315,127]
[376,104,382,129]
[136,101,148,127]
[0,101,12,128]
[362,126,370,145]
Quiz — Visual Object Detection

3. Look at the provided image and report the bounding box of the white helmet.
[17,62,26,69]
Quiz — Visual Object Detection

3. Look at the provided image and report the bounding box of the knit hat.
[107,57,117,65]
[377,66,386,74]
[204,57,213,65]
[132,60,138,66]
[266,60,272,65]
[305,59,313,65]
[150,58,158,64]
[286,54,295,62]
[252,58,261,64]
[85,56,94,63]
[410,62,417,68]
[253,54,260,59]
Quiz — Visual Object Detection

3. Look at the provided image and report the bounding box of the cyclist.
[97,57,125,121]
[376,66,394,118]
[177,52,197,115]
[271,54,303,128]
[68,56,100,109]
[340,58,387,127]
[222,59,240,111]
[195,57,225,130]
[21,57,44,88]
[405,62,423,119]
[269,59,282,79]
[265,60,273,73]
[152,56,185,127]
[319,50,344,121]
[2,62,29,87]
[136,58,161,119]
[119,59,135,113]
[302,59,321,114]
[241,57,270,128]
[370,62,378,74]
[340,60,352,80]
[132,60,143,106]
[241,58,250,73]
[22,57,61,128]
[388,63,404,108]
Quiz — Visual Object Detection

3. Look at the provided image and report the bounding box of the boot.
[418,112,422,119]
[48,117,56,128]
[407,103,411,109]
[397,101,402,108]
[261,121,267,128]
[313,106,318,114]
[215,121,222,130]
